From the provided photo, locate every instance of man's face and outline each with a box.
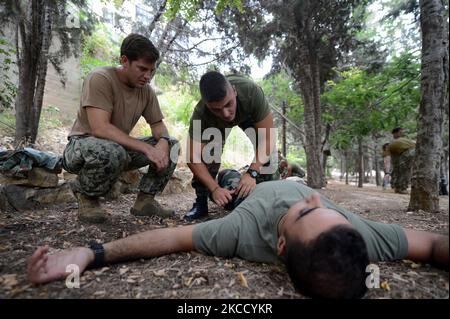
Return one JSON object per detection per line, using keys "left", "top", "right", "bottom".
{"left": 393, "top": 129, "right": 404, "bottom": 138}
{"left": 120, "top": 56, "right": 156, "bottom": 88}
{"left": 278, "top": 193, "right": 351, "bottom": 255}
{"left": 206, "top": 85, "right": 237, "bottom": 122}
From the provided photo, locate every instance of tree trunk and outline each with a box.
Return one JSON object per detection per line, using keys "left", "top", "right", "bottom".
{"left": 297, "top": 43, "right": 324, "bottom": 188}
{"left": 340, "top": 153, "right": 344, "bottom": 181}
{"left": 14, "top": 0, "right": 51, "bottom": 146}
{"left": 147, "top": 0, "right": 168, "bottom": 37}
{"left": 440, "top": 112, "right": 449, "bottom": 194}
{"left": 30, "top": 2, "right": 52, "bottom": 143}
{"left": 345, "top": 150, "right": 349, "bottom": 185}
{"left": 374, "top": 148, "right": 381, "bottom": 186}
{"left": 358, "top": 137, "right": 364, "bottom": 188}
{"left": 408, "top": 0, "right": 448, "bottom": 212}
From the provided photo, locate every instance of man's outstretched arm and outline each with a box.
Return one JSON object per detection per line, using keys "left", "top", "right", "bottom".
{"left": 27, "top": 225, "right": 195, "bottom": 284}
{"left": 404, "top": 229, "right": 449, "bottom": 270}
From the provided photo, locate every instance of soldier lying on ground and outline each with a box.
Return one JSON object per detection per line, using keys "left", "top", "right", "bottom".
{"left": 27, "top": 174, "right": 448, "bottom": 299}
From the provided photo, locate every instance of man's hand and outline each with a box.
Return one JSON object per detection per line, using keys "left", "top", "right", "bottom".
{"left": 144, "top": 143, "right": 169, "bottom": 171}
{"left": 211, "top": 187, "right": 234, "bottom": 206}
{"left": 236, "top": 173, "right": 257, "bottom": 199}
{"left": 27, "top": 246, "right": 93, "bottom": 284}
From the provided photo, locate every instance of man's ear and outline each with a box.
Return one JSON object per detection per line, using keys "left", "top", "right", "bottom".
{"left": 120, "top": 55, "right": 129, "bottom": 67}
{"left": 277, "top": 236, "right": 286, "bottom": 256}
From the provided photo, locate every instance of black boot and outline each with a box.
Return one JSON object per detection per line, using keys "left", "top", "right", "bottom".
{"left": 184, "top": 196, "right": 208, "bottom": 221}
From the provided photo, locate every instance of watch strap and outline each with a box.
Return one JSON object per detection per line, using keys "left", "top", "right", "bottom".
{"left": 88, "top": 240, "right": 106, "bottom": 269}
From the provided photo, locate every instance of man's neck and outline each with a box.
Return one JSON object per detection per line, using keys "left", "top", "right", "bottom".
{"left": 115, "top": 67, "right": 134, "bottom": 88}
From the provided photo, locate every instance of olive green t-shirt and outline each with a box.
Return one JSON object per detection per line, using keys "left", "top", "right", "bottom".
{"left": 188, "top": 74, "right": 270, "bottom": 143}
{"left": 192, "top": 181, "right": 408, "bottom": 264}
{"left": 388, "top": 138, "right": 416, "bottom": 156}
{"left": 69, "top": 66, "right": 164, "bottom": 137}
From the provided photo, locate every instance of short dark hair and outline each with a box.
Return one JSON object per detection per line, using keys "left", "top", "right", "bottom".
{"left": 392, "top": 127, "right": 403, "bottom": 134}
{"left": 120, "top": 34, "right": 159, "bottom": 63}
{"left": 285, "top": 225, "right": 369, "bottom": 299}
{"left": 382, "top": 143, "right": 389, "bottom": 151}
{"left": 199, "top": 71, "right": 230, "bottom": 102}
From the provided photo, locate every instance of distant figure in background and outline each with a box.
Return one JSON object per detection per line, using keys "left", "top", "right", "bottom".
{"left": 388, "top": 127, "right": 416, "bottom": 194}
{"left": 279, "top": 159, "right": 306, "bottom": 179}
{"left": 382, "top": 143, "right": 391, "bottom": 190}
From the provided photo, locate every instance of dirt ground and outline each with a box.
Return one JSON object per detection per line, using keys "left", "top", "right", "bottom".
{"left": 0, "top": 179, "right": 448, "bottom": 299}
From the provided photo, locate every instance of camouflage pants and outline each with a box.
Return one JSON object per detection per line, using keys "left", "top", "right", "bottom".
{"left": 391, "top": 148, "right": 415, "bottom": 192}
{"left": 62, "top": 136, "right": 179, "bottom": 197}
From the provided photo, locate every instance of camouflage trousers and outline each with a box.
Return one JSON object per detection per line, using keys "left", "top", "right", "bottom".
{"left": 391, "top": 148, "right": 415, "bottom": 192}
{"left": 62, "top": 135, "right": 179, "bottom": 197}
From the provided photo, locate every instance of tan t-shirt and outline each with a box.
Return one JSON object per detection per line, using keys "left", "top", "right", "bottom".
{"left": 388, "top": 138, "right": 415, "bottom": 156}
{"left": 69, "top": 66, "right": 164, "bottom": 137}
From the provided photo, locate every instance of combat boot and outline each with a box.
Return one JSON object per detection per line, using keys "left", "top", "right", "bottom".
{"left": 73, "top": 191, "right": 107, "bottom": 223}
{"left": 131, "top": 192, "right": 174, "bottom": 218}
{"left": 184, "top": 196, "right": 208, "bottom": 221}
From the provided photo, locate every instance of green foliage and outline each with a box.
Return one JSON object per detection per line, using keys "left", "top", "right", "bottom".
{"left": 322, "top": 52, "right": 420, "bottom": 151}
{"left": 165, "top": 0, "right": 243, "bottom": 20}
{"left": 40, "top": 105, "right": 63, "bottom": 129}
{"left": 0, "top": 111, "right": 16, "bottom": 135}
{"left": 155, "top": 67, "right": 199, "bottom": 127}
{"left": 0, "top": 38, "right": 17, "bottom": 111}
{"left": 80, "top": 24, "right": 120, "bottom": 79}
{"left": 259, "top": 71, "right": 303, "bottom": 122}
{"left": 286, "top": 146, "right": 307, "bottom": 168}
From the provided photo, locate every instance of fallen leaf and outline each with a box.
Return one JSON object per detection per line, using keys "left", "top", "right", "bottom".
{"left": 1, "top": 274, "right": 18, "bottom": 289}
{"left": 0, "top": 245, "right": 10, "bottom": 253}
{"left": 392, "top": 273, "right": 408, "bottom": 283}
{"left": 93, "top": 290, "right": 106, "bottom": 296}
{"left": 192, "top": 277, "right": 207, "bottom": 286}
{"left": 184, "top": 276, "right": 193, "bottom": 287}
{"left": 236, "top": 272, "right": 248, "bottom": 288}
{"left": 93, "top": 267, "right": 110, "bottom": 275}
{"left": 277, "top": 287, "right": 284, "bottom": 296}
{"left": 119, "top": 267, "right": 129, "bottom": 275}
{"left": 153, "top": 269, "right": 167, "bottom": 277}
{"left": 380, "top": 280, "right": 390, "bottom": 291}
{"left": 410, "top": 262, "right": 421, "bottom": 269}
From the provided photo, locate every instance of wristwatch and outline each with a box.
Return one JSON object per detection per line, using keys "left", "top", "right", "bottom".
{"left": 246, "top": 168, "right": 259, "bottom": 179}
{"left": 88, "top": 240, "right": 106, "bottom": 269}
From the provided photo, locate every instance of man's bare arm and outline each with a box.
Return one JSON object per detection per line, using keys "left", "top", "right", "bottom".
{"left": 104, "top": 225, "right": 194, "bottom": 264}
{"left": 251, "top": 112, "right": 276, "bottom": 172}
{"left": 404, "top": 228, "right": 449, "bottom": 269}
{"left": 186, "top": 137, "right": 233, "bottom": 206}
{"left": 186, "top": 138, "right": 217, "bottom": 191}
{"left": 27, "top": 225, "right": 195, "bottom": 284}
{"left": 235, "top": 112, "right": 275, "bottom": 198}
{"left": 149, "top": 120, "right": 170, "bottom": 140}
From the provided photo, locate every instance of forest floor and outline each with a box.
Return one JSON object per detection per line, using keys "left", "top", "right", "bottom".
{"left": 0, "top": 178, "right": 448, "bottom": 299}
